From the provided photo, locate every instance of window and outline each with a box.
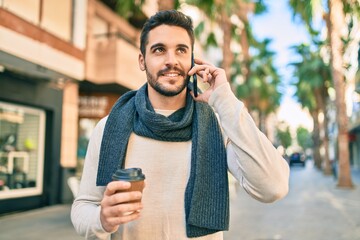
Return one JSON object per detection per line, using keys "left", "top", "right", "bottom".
{"left": 0, "top": 102, "right": 45, "bottom": 199}
{"left": 3, "top": 0, "right": 73, "bottom": 41}
{"left": 2, "top": 0, "right": 41, "bottom": 25}
{"left": 41, "top": 0, "right": 72, "bottom": 41}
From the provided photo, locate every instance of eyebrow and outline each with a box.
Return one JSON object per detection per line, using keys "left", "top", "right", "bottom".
{"left": 150, "top": 43, "right": 190, "bottom": 51}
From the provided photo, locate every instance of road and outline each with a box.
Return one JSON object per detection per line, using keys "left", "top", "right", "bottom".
{"left": 224, "top": 161, "right": 360, "bottom": 240}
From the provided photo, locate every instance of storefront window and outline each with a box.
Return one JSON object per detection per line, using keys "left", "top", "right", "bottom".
{"left": 76, "top": 93, "right": 119, "bottom": 177}
{"left": 76, "top": 118, "right": 98, "bottom": 176}
{"left": 0, "top": 102, "right": 45, "bottom": 199}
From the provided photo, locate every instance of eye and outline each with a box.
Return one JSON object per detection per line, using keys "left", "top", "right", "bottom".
{"left": 177, "top": 47, "right": 187, "bottom": 54}
{"left": 153, "top": 47, "right": 165, "bottom": 53}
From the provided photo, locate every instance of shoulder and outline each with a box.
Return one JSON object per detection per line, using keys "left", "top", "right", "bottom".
{"left": 90, "top": 116, "right": 108, "bottom": 140}
{"left": 97, "top": 116, "right": 108, "bottom": 130}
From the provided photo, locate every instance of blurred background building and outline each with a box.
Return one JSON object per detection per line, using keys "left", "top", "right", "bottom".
{"left": 0, "top": 0, "right": 86, "bottom": 213}
{"left": 0, "top": 0, "right": 146, "bottom": 214}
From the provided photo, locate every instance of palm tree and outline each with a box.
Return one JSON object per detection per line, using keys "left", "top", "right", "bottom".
{"left": 186, "top": 0, "right": 283, "bottom": 135}
{"left": 236, "top": 38, "right": 282, "bottom": 133}
{"left": 327, "top": 0, "right": 353, "bottom": 187}
{"left": 185, "top": 0, "right": 232, "bottom": 81}
{"left": 290, "top": 43, "right": 332, "bottom": 172}
{"left": 185, "top": 0, "right": 266, "bottom": 83}
{"left": 288, "top": 0, "right": 354, "bottom": 188}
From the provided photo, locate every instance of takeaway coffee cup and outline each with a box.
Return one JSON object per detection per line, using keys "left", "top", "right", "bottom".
{"left": 112, "top": 168, "right": 145, "bottom": 203}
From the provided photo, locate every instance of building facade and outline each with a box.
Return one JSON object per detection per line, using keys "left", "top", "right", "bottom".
{"left": 0, "top": 0, "right": 86, "bottom": 213}
{"left": 0, "top": 0, "right": 148, "bottom": 214}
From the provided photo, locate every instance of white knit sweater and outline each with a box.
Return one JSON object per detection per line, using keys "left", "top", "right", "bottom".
{"left": 71, "top": 82, "right": 290, "bottom": 240}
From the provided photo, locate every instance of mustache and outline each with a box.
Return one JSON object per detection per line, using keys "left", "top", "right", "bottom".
{"left": 157, "top": 67, "right": 186, "bottom": 77}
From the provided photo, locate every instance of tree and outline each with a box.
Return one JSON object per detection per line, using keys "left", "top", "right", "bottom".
{"left": 186, "top": 1, "right": 281, "bottom": 135}
{"left": 290, "top": 42, "right": 332, "bottom": 174}
{"left": 288, "top": 0, "right": 354, "bottom": 188}
{"left": 327, "top": 0, "right": 353, "bottom": 187}
{"left": 290, "top": 51, "right": 322, "bottom": 169}
{"left": 185, "top": 0, "right": 266, "bottom": 83}
{"left": 237, "top": 38, "right": 282, "bottom": 133}
{"left": 276, "top": 125, "right": 292, "bottom": 152}
{"left": 296, "top": 126, "right": 313, "bottom": 153}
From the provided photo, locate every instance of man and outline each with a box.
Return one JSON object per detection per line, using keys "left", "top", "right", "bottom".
{"left": 71, "top": 10, "right": 289, "bottom": 240}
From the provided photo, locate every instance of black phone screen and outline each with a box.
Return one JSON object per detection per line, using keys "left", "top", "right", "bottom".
{"left": 191, "top": 53, "right": 198, "bottom": 97}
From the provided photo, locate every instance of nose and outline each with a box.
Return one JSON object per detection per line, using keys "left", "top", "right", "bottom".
{"left": 164, "top": 52, "right": 178, "bottom": 67}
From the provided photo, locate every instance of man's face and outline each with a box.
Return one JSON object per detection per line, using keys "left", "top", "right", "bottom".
{"left": 138, "top": 25, "right": 192, "bottom": 97}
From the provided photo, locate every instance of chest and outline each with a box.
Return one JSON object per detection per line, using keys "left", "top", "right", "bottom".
{"left": 124, "top": 133, "right": 192, "bottom": 184}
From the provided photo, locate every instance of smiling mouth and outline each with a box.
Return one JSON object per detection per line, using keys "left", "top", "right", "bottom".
{"left": 162, "top": 72, "right": 181, "bottom": 77}
{"left": 158, "top": 67, "right": 185, "bottom": 78}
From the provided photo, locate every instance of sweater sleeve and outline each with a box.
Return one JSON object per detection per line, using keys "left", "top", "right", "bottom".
{"left": 208, "top": 83, "right": 290, "bottom": 203}
{"left": 71, "top": 117, "right": 112, "bottom": 240}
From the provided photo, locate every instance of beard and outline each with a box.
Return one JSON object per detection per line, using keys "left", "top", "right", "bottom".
{"left": 145, "top": 65, "right": 189, "bottom": 97}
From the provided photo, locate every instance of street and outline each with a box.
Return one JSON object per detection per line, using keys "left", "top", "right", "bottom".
{"left": 0, "top": 160, "right": 359, "bottom": 240}
{"left": 225, "top": 161, "right": 360, "bottom": 240}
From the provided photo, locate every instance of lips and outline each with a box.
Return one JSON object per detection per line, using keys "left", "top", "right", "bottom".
{"left": 158, "top": 67, "right": 185, "bottom": 77}
{"left": 162, "top": 72, "right": 181, "bottom": 77}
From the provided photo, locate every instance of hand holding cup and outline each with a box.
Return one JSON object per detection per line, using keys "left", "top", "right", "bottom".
{"left": 100, "top": 168, "right": 145, "bottom": 233}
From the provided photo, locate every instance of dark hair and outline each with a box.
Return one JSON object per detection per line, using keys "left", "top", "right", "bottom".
{"left": 140, "top": 10, "right": 195, "bottom": 56}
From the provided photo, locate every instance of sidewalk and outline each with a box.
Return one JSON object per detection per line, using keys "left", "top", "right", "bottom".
{"left": 0, "top": 204, "right": 82, "bottom": 240}
{"left": 224, "top": 162, "right": 360, "bottom": 240}
{"left": 0, "top": 164, "right": 359, "bottom": 240}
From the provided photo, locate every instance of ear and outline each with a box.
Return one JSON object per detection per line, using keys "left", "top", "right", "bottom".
{"left": 138, "top": 53, "right": 145, "bottom": 71}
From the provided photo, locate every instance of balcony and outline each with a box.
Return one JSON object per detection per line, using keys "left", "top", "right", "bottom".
{"left": 86, "top": 34, "right": 145, "bottom": 90}
{"left": 85, "top": 0, "right": 146, "bottom": 91}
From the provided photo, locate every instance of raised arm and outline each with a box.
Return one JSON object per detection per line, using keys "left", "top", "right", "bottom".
{"left": 188, "top": 59, "right": 289, "bottom": 203}
{"left": 210, "top": 83, "right": 289, "bottom": 203}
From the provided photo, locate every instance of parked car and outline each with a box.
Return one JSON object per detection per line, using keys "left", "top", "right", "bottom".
{"left": 289, "top": 152, "right": 306, "bottom": 167}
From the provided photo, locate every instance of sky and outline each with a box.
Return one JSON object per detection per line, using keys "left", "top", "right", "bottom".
{"left": 250, "top": 0, "right": 314, "bottom": 130}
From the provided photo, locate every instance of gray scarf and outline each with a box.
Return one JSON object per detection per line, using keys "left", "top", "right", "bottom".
{"left": 96, "top": 84, "right": 229, "bottom": 237}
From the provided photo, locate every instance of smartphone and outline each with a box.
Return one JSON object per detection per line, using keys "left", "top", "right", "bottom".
{"left": 191, "top": 53, "right": 198, "bottom": 97}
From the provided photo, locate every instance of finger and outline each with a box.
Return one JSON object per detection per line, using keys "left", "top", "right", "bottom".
{"left": 106, "top": 211, "right": 141, "bottom": 226}
{"left": 188, "top": 65, "right": 204, "bottom": 76}
{"left": 114, "top": 202, "right": 143, "bottom": 217}
{"left": 104, "top": 181, "right": 131, "bottom": 196}
{"left": 101, "top": 201, "right": 143, "bottom": 220}
{"left": 107, "top": 191, "right": 143, "bottom": 206}
{"left": 188, "top": 64, "right": 216, "bottom": 76}
{"left": 103, "top": 201, "right": 143, "bottom": 217}
{"left": 202, "top": 68, "right": 210, "bottom": 82}
{"left": 194, "top": 58, "right": 214, "bottom": 66}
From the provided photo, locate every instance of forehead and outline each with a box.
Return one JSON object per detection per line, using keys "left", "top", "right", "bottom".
{"left": 146, "top": 25, "right": 191, "bottom": 49}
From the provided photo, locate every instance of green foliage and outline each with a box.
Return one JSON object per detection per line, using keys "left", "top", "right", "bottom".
{"left": 206, "top": 32, "right": 218, "bottom": 48}
{"left": 236, "top": 38, "right": 282, "bottom": 114}
{"left": 114, "top": 0, "right": 146, "bottom": 19}
{"left": 288, "top": 0, "right": 315, "bottom": 29}
{"left": 188, "top": 0, "right": 282, "bottom": 119}
{"left": 194, "top": 21, "right": 205, "bottom": 39}
{"left": 343, "top": 0, "right": 360, "bottom": 17}
{"left": 253, "top": 0, "right": 267, "bottom": 14}
{"left": 296, "top": 126, "right": 313, "bottom": 150}
{"left": 289, "top": 42, "right": 331, "bottom": 112}
{"left": 276, "top": 125, "right": 292, "bottom": 150}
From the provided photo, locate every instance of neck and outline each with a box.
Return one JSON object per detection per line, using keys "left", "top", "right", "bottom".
{"left": 147, "top": 85, "right": 187, "bottom": 110}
